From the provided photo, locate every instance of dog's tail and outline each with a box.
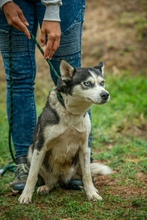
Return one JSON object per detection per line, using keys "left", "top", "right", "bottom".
{"left": 90, "top": 163, "right": 113, "bottom": 176}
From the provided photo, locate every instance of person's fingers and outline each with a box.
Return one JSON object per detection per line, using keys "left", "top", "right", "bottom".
{"left": 44, "top": 34, "right": 54, "bottom": 59}
{"left": 44, "top": 31, "right": 61, "bottom": 59}
{"left": 44, "top": 37, "right": 60, "bottom": 59}
{"left": 18, "top": 11, "right": 29, "bottom": 27}
{"left": 40, "top": 21, "right": 61, "bottom": 59}
{"left": 40, "top": 29, "right": 47, "bottom": 47}
{"left": 20, "top": 24, "right": 30, "bottom": 39}
{"left": 10, "top": 17, "right": 30, "bottom": 39}
{"left": 18, "top": 12, "right": 30, "bottom": 38}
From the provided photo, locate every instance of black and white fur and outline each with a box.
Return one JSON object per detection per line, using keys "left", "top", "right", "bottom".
{"left": 19, "top": 60, "right": 112, "bottom": 204}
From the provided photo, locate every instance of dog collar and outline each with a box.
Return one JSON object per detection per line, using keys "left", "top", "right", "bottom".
{"left": 56, "top": 92, "right": 66, "bottom": 108}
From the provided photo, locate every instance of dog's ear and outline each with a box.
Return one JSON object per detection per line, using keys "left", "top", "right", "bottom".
{"left": 94, "top": 62, "right": 104, "bottom": 77}
{"left": 56, "top": 78, "right": 67, "bottom": 93}
{"left": 60, "top": 59, "right": 75, "bottom": 80}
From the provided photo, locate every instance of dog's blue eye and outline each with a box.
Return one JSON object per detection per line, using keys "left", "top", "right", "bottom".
{"left": 100, "top": 81, "right": 105, "bottom": 86}
{"left": 84, "top": 81, "right": 91, "bottom": 87}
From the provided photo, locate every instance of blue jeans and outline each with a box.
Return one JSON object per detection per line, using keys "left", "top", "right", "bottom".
{"left": 0, "top": 0, "right": 92, "bottom": 159}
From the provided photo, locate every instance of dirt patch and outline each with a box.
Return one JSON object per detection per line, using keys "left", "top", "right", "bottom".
{"left": 82, "top": 0, "right": 147, "bottom": 74}
{"left": 122, "top": 124, "right": 147, "bottom": 139}
{"left": 94, "top": 172, "right": 147, "bottom": 200}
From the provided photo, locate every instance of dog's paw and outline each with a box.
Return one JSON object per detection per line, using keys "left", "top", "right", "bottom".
{"left": 37, "top": 185, "right": 50, "bottom": 194}
{"left": 87, "top": 192, "right": 102, "bottom": 201}
{"left": 85, "top": 186, "right": 102, "bottom": 201}
{"left": 18, "top": 193, "right": 32, "bottom": 204}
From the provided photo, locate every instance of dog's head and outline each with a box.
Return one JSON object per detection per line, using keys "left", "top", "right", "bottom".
{"left": 56, "top": 60, "right": 110, "bottom": 113}
{"left": 57, "top": 59, "right": 110, "bottom": 103}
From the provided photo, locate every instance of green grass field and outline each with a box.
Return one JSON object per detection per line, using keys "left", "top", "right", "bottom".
{"left": 0, "top": 71, "right": 147, "bottom": 220}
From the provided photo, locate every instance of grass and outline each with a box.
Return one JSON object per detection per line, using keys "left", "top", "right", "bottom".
{"left": 0, "top": 71, "right": 147, "bottom": 220}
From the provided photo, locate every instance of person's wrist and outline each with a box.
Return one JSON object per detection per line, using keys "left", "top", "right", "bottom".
{"left": 43, "top": 4, "right": 61, "bottom": 22}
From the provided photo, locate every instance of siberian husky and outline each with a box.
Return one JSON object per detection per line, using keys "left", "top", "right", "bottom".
{"left": 19, "top": 60, "right": 112, "bottom": 204}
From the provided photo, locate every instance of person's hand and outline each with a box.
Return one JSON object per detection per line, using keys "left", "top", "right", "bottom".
{"left": 40, "top": 20, "right": 61, "bottom": 59}
{"left": 2, "top": 2, "right": 30, "bottom": 39}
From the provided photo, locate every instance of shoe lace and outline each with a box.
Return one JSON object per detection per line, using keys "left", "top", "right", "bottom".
{"left": 16, "top": 164, "right": 29, "bottom": 176}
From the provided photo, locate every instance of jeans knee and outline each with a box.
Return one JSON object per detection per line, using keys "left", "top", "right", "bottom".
{"left": 2, "top": 54, "right": 36, "bottom": 90}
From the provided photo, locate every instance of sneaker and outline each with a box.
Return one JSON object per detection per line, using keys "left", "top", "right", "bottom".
{"left": 11, "top": 156, "right": 29, "bottom": 194}
{"left": 61, "top": 179, "right": 84, "bottom": 190}
{"left": 60, "top": 179, "right": 84, "bottom": 190}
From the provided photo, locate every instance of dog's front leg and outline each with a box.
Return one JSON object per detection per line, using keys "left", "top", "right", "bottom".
{"left": 79, "top": 146, "right": 102, "bottom": 201}
{"left": 19, "top": 148, "right": 46, "bottom": 204}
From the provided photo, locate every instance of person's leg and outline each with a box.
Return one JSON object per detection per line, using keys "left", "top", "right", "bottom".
{"left": 0, "top": 0, "right": 41, "bottom": 191}
{"left": 49, "top": 0, "right": 86, "bottom": 84}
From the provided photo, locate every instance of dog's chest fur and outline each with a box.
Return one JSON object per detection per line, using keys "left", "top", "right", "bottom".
{"left": 35, "top": 90, "right": 91, "bottom": 175}
{"left": 44, "top": 126, "right": 85, "bottom": 173}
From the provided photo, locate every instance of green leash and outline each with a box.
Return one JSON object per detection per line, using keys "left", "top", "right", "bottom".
{"left": 8, "top": 26, "right": 15, "bottom": 163}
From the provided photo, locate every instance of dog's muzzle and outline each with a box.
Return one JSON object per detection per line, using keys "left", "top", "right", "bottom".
{"left": 100, "top": 91, "right": 110, "bottom": 103}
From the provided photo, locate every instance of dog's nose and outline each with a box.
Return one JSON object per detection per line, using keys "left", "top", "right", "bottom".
{"left": 100, "top": 91, "right": 109, "bottom": 100}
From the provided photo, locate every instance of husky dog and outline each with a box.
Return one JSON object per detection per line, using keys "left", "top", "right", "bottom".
{"left": 19, "top": 60, "right": 112, "bottom": 204}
